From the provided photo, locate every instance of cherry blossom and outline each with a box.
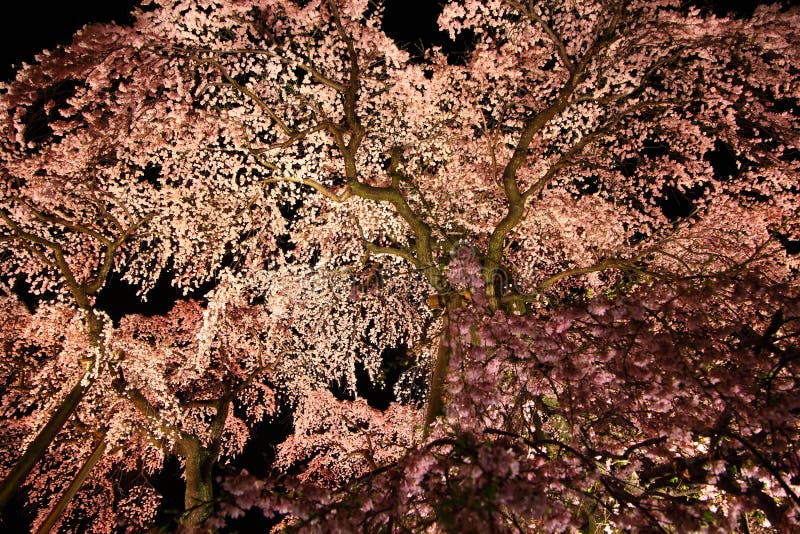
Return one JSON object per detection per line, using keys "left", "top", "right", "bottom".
{"left": 1, "top": 0, "right": 798, "bottom": 531}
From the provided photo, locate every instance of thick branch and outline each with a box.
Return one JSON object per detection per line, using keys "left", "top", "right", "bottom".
{"left": 111, "top": 366, "right": 188, "bottom": 447}
{"left": 14, "top": 198, "right": 111, "bottom": 245}
{"left": 365, "top": 242, "right": 419, "bottom": 267}
{"left": 35, "top": 433, "right": 107, "bottom": 534}
{"left": 0, "top": 375, "right": 92, "bottom": 514}
{"left": 349, "top": 182, "right": 440, "bottom": 289}
{"left": 423, "top": 313, "right": 453, "bottom": 435}
{"left": 486, "top": 2, "right": 626, "bottom": 283}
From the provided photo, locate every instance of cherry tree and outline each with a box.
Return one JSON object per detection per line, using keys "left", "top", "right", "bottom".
{"left": 1, "top": 0, "right": 799, "bottom": 531}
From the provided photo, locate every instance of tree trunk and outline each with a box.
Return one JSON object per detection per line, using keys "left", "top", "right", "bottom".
{"left": 0, "top": 375, "right": 91, "bottom": 514}
{"left": 36, "top": 433, "right": 106, "bottom": 534}
{"left": 181, "top": 440, "right": 215, "bottom": 532}
{"left": 424, "top": 309, "right": 454, "bottom": 436}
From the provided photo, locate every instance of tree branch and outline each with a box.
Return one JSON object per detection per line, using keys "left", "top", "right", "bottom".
{"left": 197, "top": 56, "right": 293, "bottom": 136}
{"left": 198, "top": 47, "right": 347, "bottom": 94}
{"left": 503, "top": 0, "right": 575, "bottom": 73}
{"left": 364, "top": 242, "right": 420, "bottom": 267}
{"left": 260, "top": 174, "right": 352, "bottom": 203}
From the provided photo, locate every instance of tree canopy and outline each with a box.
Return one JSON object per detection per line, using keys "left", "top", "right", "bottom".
{"left": 0, "top": 0, "right": 799, "bottom": 532}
